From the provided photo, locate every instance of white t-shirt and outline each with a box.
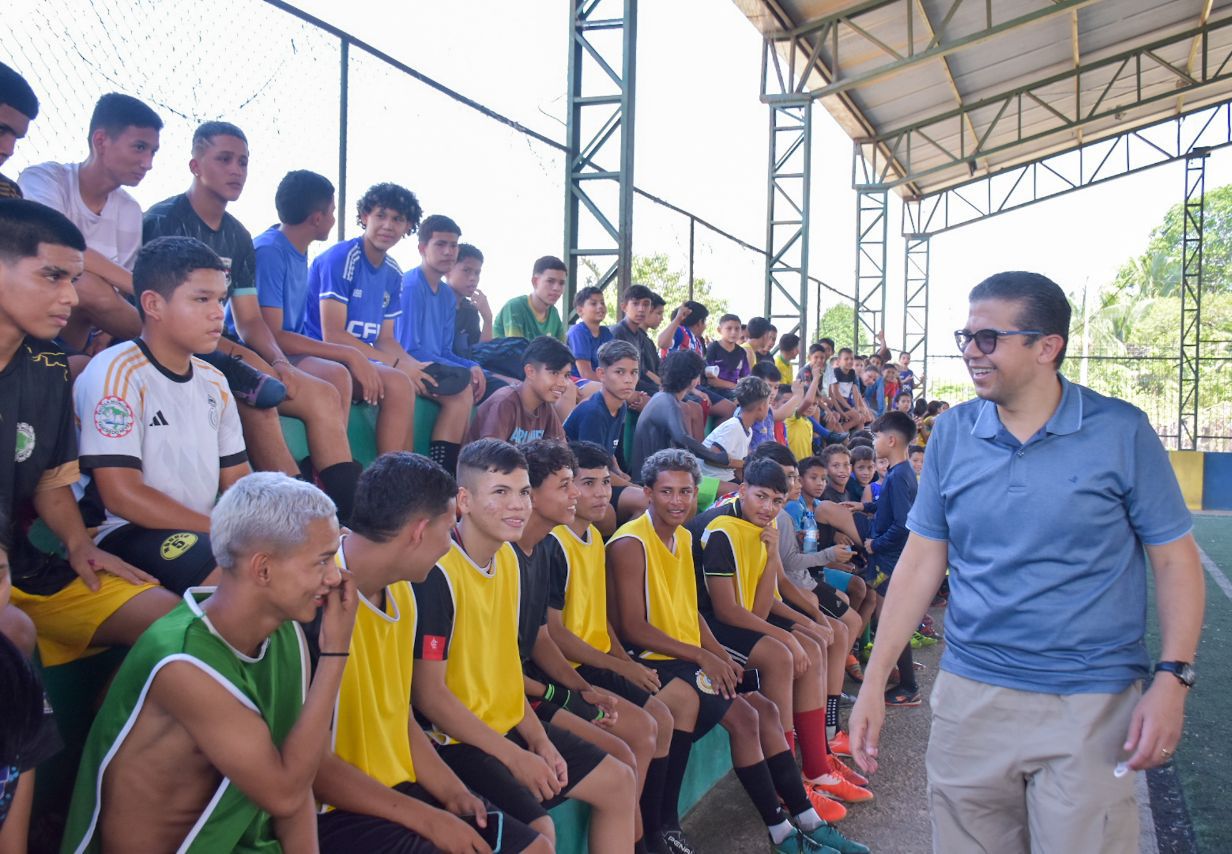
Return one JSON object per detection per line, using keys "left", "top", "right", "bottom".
{"left": 74, "top": 339, "right": 247, "bottom": 540}
{"left": 699, "top": 416, "right": 751, "bottom": 482}
{"left": 18, "top": 161, "right": 144, "bottom": 270}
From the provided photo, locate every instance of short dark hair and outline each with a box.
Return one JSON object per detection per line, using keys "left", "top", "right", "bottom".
{"left": 533, "top": 255, "right": 567, "bottom": 276}
{"left": 820, "top": 445, "right": 851, "bottom": 464}
{"left": 908, "top": 444, "right": 925, "bottom": 457}
{"left": 837, "top": 347, "right": 853, "bottom": 357}
{"left": 649, "top": 292, "right": 666, "bottom": 309}
{"left": 192, "top": 121, "right": 246, "bottom": 156}
{"left": 418, "top": 214, "right": 461, "bottom": 245}
{"left": 0, "top": 199, "right": 85, "bottom": 264}
{"left": 818, "top": 337, "right": 835, "bottom": 349}
{"left": 349, "top": 452, "right": 457, "bottom": 543}
{"left": 850, "top": 429, "right": 875, "bottom": 442}
{"left": 743, "top": 457, "right": 789, "bottom": 494}
{"left": 807, "top": 342, "right": 827, "bottom": 356}
{"left": 747, "top": 317, "right": 771, "bottom": 339}
{"left": 895, "top": 390, "right": 913, "bottom": 403}
{"left": 718, "top": 313, "right": 741, "bottom": 326}
{"left": 848, "top": 437, "right": 874, "bottom": 450}
{"left": 798, "top": 454, "right": 827, "bottom": 475}
{"left": 968, "top": 271, "right": 1071, "bottom": 367}
{"left": 623, "top": 284, "right": 654, "bottom": 304}
{"left": 926, "top": 400, "right": 946, "bottom": 416}
{"left": 779, "top": 333, "right": 800, "bottom": 352}
{"left": 0, "top": 62, "right": 38, "bottom": 120}
{"left": 274, "top": 170, "right": 334, "bottom": 225}
{"left": 88, "top": 93, "right": 162, "bottom": 143}
{"left": 457, "top": 243, "right": 484, "bottom": 264}
{"left": 751, "top": 361, "right": 781, "bottom": 383}
{"left": 458, "top": 439, "right": 527, "bottom": 484}
{"left": 574, "top": 285, "right": 604, "bottom": 310}
{"left": 356, "top": 183, "right": 422, "bottom": 234}
{"left": 522, "top": 335, "right": 574, "bottom": 371}
{"left": 596, "top": 339, "right": 639, "bottom": 369}
{"left": 641, "top": 448, "right": 700, "bottom": 488}
{"left": 733, "top": 375, "right": 772, "bottom": 409}
{"left": 850, "top": 445, "right": 875, "bottom": 464}
{"left": 675, "top": 301, "right": 709, "bottom": 327}
{"left": 524, "top": 440, "right": 577, "bottom": 489}
{"left": 913, "top": 398, "right": 929, "bottom": 418}
{"left": 569, "top": 440, "right": 612, "bottom": 472}
{"left": 133, "top": 237, "right": 227, "bottom": 319}
{"left": 871, "top": 410, "right": 918, "bottom": 444}
{"left": 660, "top": 350, "right": 705, "bottom": 394}
{"left": 749, "top": 441, "right": 797, "bottom": 469}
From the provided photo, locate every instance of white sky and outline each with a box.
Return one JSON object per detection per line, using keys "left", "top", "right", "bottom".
{"left": 6, "top": 0, "right": 1229, "bottom": 373}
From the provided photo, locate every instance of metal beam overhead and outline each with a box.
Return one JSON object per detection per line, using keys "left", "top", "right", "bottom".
{"left": 902, "top": 99, "right": 1232, "bottom": 236}
{"left": 564, "top": 0, "right": 637, "bottom": 306}
{"left": 1179, "top": 149, "right": 1208, "bottom": 451}
{"left": 858, "top": 16, "right": 1232, "bottom": 191}
{"left": 765, "top": 100, "right": 813, "bottom": 347}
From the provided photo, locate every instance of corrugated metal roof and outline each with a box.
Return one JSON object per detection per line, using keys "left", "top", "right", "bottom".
{"left": 735, "top": 0, "right": 1232, "bottom": 197}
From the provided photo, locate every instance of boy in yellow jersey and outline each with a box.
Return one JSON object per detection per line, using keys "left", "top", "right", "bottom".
{"left": 411, "top": 439, "right": 636, "bottom": 852}
{"left": 309, "top": 452, "right": 546, "bottom": 853}
{"left": 608, "top": 449, "right": 863, "bottom": 854}
{"left": 685, "top": 459, "right": 874, "bottom": 832}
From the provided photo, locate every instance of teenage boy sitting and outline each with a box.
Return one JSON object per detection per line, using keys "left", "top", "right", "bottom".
{"left": 396, "top": 213, "right": 487, "bottom": 403}
{"left": 0, "top": 63, "right": 39, "bottom": 200}
{"left": 74, "top": 237, "right": 250, "bottom": 591}
{"left": 19, "top": 93, "right": 159, "bottom": 349}
{"left": 610, "top": 284, "right": 660, "bottom": 400}
{"left": 828, "top": 349, "right": 869, "bottom": 431}
{"left": 774, "top": 333, "right": 801, "bottom": 385}
{"left": 656, "top": 300, "right": 706, "bottom": 356}
{"left": 62, "top": 473, "right": 358, "bottom": 853}
{"left": 467, "top": 336, "right": 573, "bottom": 446}
{"left": 1, "top": 200, "right": 177, "bottom": 672}
{"left": 567, "top": 285, "right": 613, "bottom": 383}
{"left": 705, "top": 313, "right": 750, "bottom": 401}
{"left": 608, "top": 449, "right": 857, "bottom": 854}
{"left": 446, "top": 243, "right": 492, "bottom": 360}
{"left": 411, "top": 439, "right": 636, "bottom": 852}
{"left": 863, "top": 411, "right": 920, "bottom": 707}
{"left": 493, "top": 255, "right": 567, "bottom": 341}
{"left": 743, "top": 317, "right": 775, "bottom": 367}
{"left": 698, "top": 375, "right": 772, "bottom": 485}
{"left": 686, "top": 460, "right": 873, "bottom": 821}
{"left": 305, "top": 183, "right": 436, "bottom": 461}
{"left": 628, "top": 351, "right": 729, "bottom": 485}
{"left": 563, "top": 339, "right": 649, "bottom": 530}
{"left": 310, "top": 452, "right": 545, "bottom": 853}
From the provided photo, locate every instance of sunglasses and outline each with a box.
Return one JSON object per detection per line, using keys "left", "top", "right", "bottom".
{"left": 954, "top": 328, "right": 1043, "bottom": 355}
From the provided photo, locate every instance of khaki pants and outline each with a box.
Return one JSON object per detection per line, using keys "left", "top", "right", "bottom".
{"left": 926, "top": 671, "right": 1141, "bottom": 854}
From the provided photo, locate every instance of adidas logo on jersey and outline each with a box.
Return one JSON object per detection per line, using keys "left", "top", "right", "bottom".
{"left": 149, "top": 410, "right": 170, "bottom": 427}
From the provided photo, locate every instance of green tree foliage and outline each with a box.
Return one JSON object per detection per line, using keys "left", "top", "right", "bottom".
{"left": 580, "top": 253, "right": 729, "bottom": 333}
{"left": 815, "top": 303, "right": 872, "bottom": 351}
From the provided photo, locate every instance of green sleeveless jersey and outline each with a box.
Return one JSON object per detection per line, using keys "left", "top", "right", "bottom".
{"left": 62, "top": 590, "right": 309, "bottom": 854}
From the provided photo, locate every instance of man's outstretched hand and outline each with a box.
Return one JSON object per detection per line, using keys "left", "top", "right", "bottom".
{"left": 848, "top": 683, "right": 886, "bottom": 775}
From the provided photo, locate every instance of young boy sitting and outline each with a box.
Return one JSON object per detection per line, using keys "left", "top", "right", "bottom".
{"left": 698, "top": 376, "right": 773, "bottom": 485}
{"left": 609, "top": 284, "right": 660, "bottom": 401}
{"left": 562, "top": 339, "right": 648, "bottom": 530}
{"left": 410, "top": 439, "right": 636, "bottom": 851}
{"left": 849, "top": 445, "right": 879, "bottom": 504}
{"left": 62, "top": 473, "right": 358, "bottom": 852}
{"left": 446, "top": 243, "right": 492, "bottom": 360}
{"left": 467, "top": 336, "right": 574, "bottom": 446}
{"left": 705, "top": 313, "right": 750, "bottom": 401}
{"left": 773, "top": 333, "right": 800, "bottom": 385}
{"left": 567, "top": 285, "right": 613, "bottom": 384}
{"left": 74, "top": 237, "right": 250, "bottom": 591}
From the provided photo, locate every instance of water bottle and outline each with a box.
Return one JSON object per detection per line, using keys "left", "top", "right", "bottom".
{"left": 800, "top": 505, "right": 819, "bottom": 554}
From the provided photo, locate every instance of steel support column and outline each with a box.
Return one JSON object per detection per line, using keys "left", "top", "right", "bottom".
{"left": 1179, "top": 149, "right": 1209, "bottom": 450}
{"left": 765, "top": 100, "right": 812, "bottom": 346}
{"left": 854, "top": 147, "right": 887, "bottom": 349}
{"left": 564, "top": 0, "right": 637, "bottom": 307}
{"left": 903, "top": 234, "right": 929, "bottom": 395}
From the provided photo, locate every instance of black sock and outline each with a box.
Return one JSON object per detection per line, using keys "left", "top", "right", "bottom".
{"left": 661, "top": 730, "right": 693, "bottom": 828}
{"left": 634, "top": 840, "right": 650, "bottom": 854}
{"left": 316, "top": 461, "right": 362, "bottom": 524}
{"left": 825, "top": 695, "right": 840, "bottom": 730}
{"left": 765, "top": 750, "right": 812, "bottom": 817}
{"left": 428, "top": 440, "right": 461, "bottom": 473}
{"left": 892, "top": 644, "right": 917, "bottom": 693}
{"left": 641, "top": 755, "right": 669, "bottom": 839}
{"left": 733, "top": 760, "right": 789, "bottom": 827}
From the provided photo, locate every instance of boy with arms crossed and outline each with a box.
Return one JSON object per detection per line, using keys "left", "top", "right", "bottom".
{"left": 62, "top": 473, "right": 358, "bottom": 853}
{"left": 411, "top": 439, "right": 636, "bottom": 852}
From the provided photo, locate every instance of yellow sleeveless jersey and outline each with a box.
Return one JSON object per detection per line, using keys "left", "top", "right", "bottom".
{"left": 550, "top": 523, "right": 611, "bottom": 663}
{"left": 330, "top": 546, "right": 418, "bottom": 790}
{"left": 609, "top": 512, "right": 701, "bottom": 660}
{"left": 435, "top": 541, "right": 525, "bottom": 737}
{"left": 701, "top": 513, "right": 780, "bottom": 613}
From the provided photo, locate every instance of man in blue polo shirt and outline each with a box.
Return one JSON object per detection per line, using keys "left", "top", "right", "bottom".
{"left": 848, "top": 271, "right": 1204, "bottom": 854}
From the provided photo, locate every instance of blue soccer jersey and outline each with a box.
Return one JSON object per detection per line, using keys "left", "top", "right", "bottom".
{"left": 254, "top": 226, "right": 310, "bottom": 333}
{"left": 304, "top": 236, "right": 403, "bottom": 346}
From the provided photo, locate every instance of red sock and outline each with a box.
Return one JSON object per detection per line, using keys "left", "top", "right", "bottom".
{"left": 795, "top": 708, "right": 829, "bottom": 779}
{"left": 785, "top": 729, "right": 796, "bottom": 755}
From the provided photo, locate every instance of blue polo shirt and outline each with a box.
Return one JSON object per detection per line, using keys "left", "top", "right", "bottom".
{"left": 253, "top": 226, "right": 309, "bottom": 332}
{"left": 396, "top": 266, "right": 476, "bottom": 369}
{"left": 563, "top": 392, "right": 626, "bottom": 462}
{"left": 908, "top": 375, "right": 1192, "bottom": 695}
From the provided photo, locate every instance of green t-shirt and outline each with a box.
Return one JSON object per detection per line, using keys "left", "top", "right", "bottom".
{"left": 492, "top": 295, "right": 564, "bottom": 341}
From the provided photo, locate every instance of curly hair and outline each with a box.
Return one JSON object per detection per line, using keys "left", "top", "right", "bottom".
{"left": 355, "top": 182, "right": 422, "bottom": 235}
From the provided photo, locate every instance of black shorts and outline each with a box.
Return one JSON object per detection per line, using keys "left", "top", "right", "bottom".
{"left": 704, "top": 613, "right": 796, "bottom": 665}
{"left": 576, "top": 663, "right": 653, "bottom": 708}
{"left": 317, "top": 780, "right": 540, "bottom": 853}
{"left": 810, "top": 582, "right": 850, "bottom": 619}
{"left": 642, "top": 657, "right": 733, "bottom": 740}
{"left": 98, "top": 525, "right": 215, "bottom": 594}
{"left": 437, "top": 722, "right": 606, "bottom": 825}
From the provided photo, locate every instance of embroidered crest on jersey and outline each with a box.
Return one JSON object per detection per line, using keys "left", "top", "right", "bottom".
{"left": 695, "top": 669, "right": 718, "bottom": 695}
{"left": 206, "top": 394, "right": 219, "bottom": 429}
{"left": 382, "top": 291, "right": 391, "bottom": 308}
{"left": 422, "top": 635, "right": 446, "bottom": 661}
{"left": 94, "top": 395, "right": 135, "bottom": 438}
{"left": 160, "top": 532, "right": 199, "bottom": 560}
{"left": 14, "top": 423, "right": 34, "bottom": 462}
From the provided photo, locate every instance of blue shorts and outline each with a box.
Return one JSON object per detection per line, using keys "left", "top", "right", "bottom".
{"left": 823, "top": 568, "right": 854, "bottom": 592}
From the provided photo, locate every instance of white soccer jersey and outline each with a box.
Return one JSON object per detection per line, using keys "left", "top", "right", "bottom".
{"left": 74, "top": 339, "right": 247, "bottom": 540}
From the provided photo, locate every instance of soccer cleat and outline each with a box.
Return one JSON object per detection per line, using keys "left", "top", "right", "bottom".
{"left": 844, "top": 654, "right": 863, "bottom": 682}
{"left": 776, "top": 828, "right": 839, "bottom": 854}
{"left": 801, "top": 822, "right": 871, "bottom": 854}
{"left": 828, "top": 754, "right": 868, "bottom": 787}
{"left": 804, "top": 784, "right": 848, "bottom": 822}
{"left": 828, "top": 730, "right": 852, "bottom": 757}
{"left": 911, "top": 631, "right": 938, "bottom": 649}
{"left": 805, "top": 773, "right": 875, "bottom": 804}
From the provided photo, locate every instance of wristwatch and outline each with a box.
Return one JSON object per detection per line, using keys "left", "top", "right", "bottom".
{"left": 1154, "top": 661, "right": 1196, "bottom": 688}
